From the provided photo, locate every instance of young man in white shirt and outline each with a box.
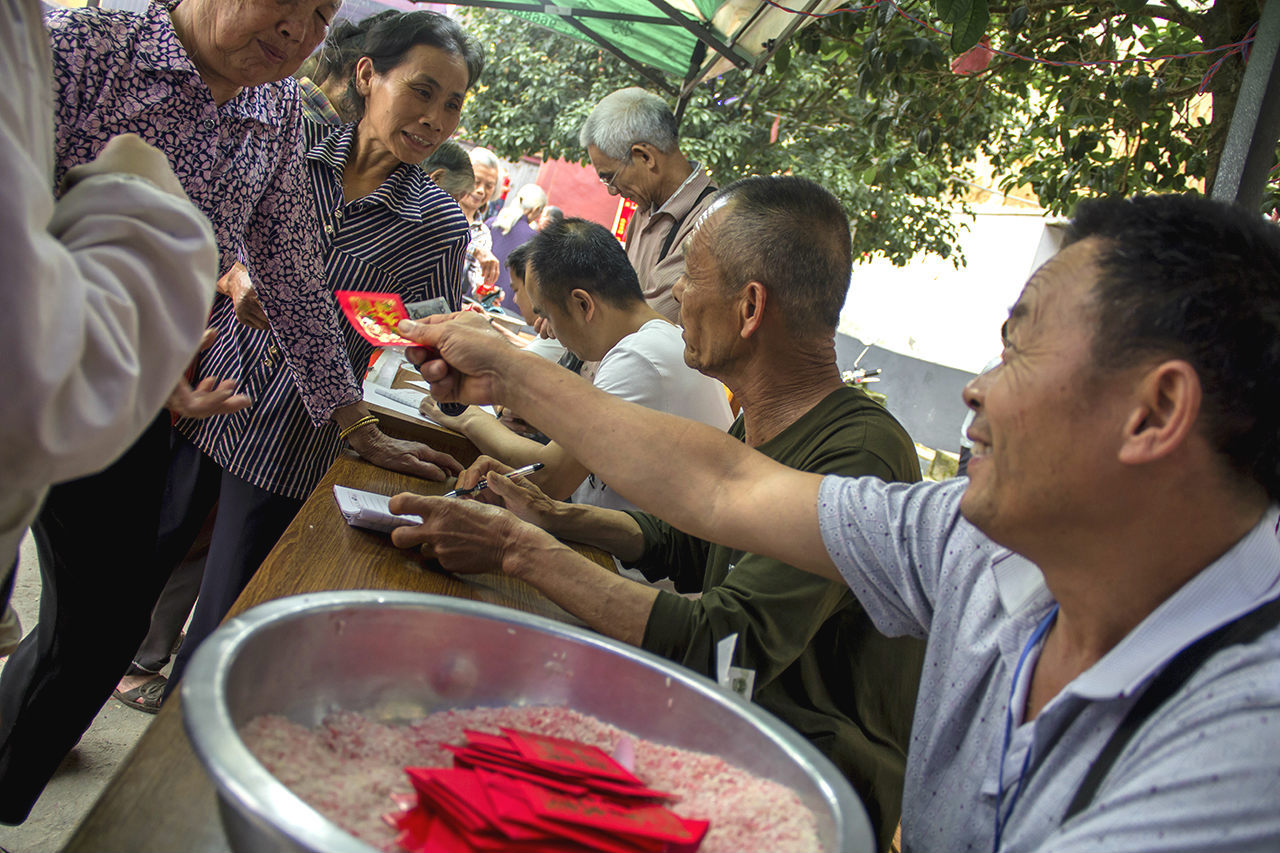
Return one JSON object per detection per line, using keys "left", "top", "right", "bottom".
{"left": 418, "top": 218, "right": 732, "bottom": 510}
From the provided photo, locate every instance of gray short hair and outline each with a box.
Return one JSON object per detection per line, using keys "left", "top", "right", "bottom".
{"left": 578, "top": 87, "right": 678, "bottom": 160}
{"left": 468, "top": 146, "right": 502, "bottom": 174}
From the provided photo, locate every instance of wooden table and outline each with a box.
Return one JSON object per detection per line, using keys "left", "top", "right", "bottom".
{"left": 62, "top": 439, "right": 612, "bottom": 852}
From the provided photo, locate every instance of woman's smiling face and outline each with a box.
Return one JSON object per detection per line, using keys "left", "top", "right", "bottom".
{"left": 354, "top": 44, "right": 469, "bottom": 164}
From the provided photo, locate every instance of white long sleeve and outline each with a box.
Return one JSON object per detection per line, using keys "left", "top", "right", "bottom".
{"left": 0, "top": 0, "right": 218, "bottom": 569}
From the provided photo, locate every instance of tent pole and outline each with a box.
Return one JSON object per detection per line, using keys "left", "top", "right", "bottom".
{"left": 1210, "top": 1, "right": 1280, "bottom": 209}
{"left": 558, "top": 16, "right": 679, "bottom": 96}
{"left": 642, "top": 0, "right": 753, "bottom": 70}
{"left": 673, "top": 41, "right": 707, "bottom": 128}
{"left": 431, "top": 0, "right": 674, "bottom": 25}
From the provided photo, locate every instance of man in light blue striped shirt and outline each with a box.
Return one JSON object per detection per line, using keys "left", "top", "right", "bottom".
{"left": 399, "top": 192, "right": 1280, "bottom": 852}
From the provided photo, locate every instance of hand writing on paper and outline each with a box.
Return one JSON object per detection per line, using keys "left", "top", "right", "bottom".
{"left": 454, "top": 456, "right": 560, "bottom": 529}
{"left": 388, "top": 492, "right": 554, "bottom": 575}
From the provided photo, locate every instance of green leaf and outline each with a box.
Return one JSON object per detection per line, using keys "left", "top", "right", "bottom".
{"left": 916, "top": 127, "right": 933, "bottom": 152}
{"left": 774, "top": 43, "right": 791, "bottom": 76}
{"left": 1007, "top": 5, "right": 1029, "bottom": 34}
{"left": 939, "top": 0, "right": 990, "bottom": 53}
{"left": 935, "top": 0, "right": 961, "bottom": 23}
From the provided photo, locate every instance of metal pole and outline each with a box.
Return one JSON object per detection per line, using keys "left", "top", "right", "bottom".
{"left": 433, "top": 0, "right": 674, "bottom": 26}
{"left": 1210, "top": 1, "right": 1280, "bottom": 209}
{"left": 642, "top": 0, "right": 753, "bottom": 71}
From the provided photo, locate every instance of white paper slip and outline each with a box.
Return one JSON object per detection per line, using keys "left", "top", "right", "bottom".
{"left": 373, "top": 385, "right": 427, "bottom": 410}
{"left": 333, "top": 485, "right": 422, "bottom": 534}
{"left": 362, "top": 379, "right": 429, "bottom": 421}
{"left": 362, "top": 379, "right": 497, "bottom": 424}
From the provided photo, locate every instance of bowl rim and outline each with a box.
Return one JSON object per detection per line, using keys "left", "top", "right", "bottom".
{"left": 181, "top": 590, "right": 873, "bottom": 853}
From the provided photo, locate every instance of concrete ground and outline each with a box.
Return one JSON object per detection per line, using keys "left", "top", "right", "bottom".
{"left": 0, "top": 533, "right": 157, "bottom": 853}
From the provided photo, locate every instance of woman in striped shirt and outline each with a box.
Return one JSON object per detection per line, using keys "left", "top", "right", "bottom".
{"left": 150, "top": 11, "right": 487, "bottom": 696}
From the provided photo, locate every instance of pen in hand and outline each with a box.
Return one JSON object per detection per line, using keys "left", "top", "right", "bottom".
{"left": 442, "top": 462, "right": 545, "bottom": 499}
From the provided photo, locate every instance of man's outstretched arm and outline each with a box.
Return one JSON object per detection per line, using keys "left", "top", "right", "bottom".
{"left": 398, "top": 314, "right": 840, "bottom": 581}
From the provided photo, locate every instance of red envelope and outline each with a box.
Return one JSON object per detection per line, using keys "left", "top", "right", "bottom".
{"left": 501, "top": 728, "right": 643, "bottom": 784}
{"left": 394, "top": 729, "right": 704, "bottom": 852}
{"left": 406, "top": 768, "right": 494, "bottom": 834}
{"left": 470, "top": 771, "right": 551, "bottom": 843}
{"left": 334, "top": 290, "right": 417, "bottom": 347}
{"left": 570, "top": 775, "right": 677, "bottom": 802}
{"left": 520, "top": 784, "right": 701, "bottom": 845}
{"left": 449, "top": 743, "right": 674, "bottom": 801}
{"left": 422, "top": 811, "right": 480, "bottom": 853}
{"left": 444, "top": 744, "right": 591, "bottom": 795}
{"left": 477, "top": 769, "right": 673, "bottom": 853}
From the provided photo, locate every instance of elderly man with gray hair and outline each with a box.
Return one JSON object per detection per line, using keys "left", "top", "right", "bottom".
{"left": 580, "top": 87, "right": 717, "bottom": 323}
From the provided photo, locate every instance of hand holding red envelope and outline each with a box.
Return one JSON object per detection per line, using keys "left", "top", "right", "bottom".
{"left": 335, "top": 290, "right": 419, "bottom": 347}
{"left": 384, "top": 728, "right": 708, "bottom": 853}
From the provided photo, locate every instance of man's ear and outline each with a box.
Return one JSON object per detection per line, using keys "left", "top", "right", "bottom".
{"left": 739, "top": 281, "right": 767, "bottom": 339}
{"left": 632, "top": 142, "right": 661, "bottom": 172}
{"left": 1118, "top": 359, "right": 1201, "bottom": 465}
{"left": 569, "top": 288, "right": 595, "bottom": 323}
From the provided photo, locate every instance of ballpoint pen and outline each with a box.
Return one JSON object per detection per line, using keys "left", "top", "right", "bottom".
{"left": 442, "top": 462, "right": 545, "bottom": 499}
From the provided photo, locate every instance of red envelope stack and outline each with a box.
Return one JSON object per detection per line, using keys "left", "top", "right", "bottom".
{"left": 383, "top": 728, "right": 709, "bottom": 853}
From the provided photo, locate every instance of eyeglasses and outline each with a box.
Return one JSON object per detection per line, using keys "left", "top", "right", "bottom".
{"left": 598, "top": 156, "right": 632, "bottom": 192}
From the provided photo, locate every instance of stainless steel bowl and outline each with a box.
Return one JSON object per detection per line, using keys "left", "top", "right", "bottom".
{"left": 182, "top": 591, "right": 874, "bottom": 853}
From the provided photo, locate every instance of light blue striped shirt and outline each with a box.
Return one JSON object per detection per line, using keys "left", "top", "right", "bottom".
{"left": 818, "top": 477, "right": 1280, "bottom": 852}
{"left": 178, "top": 121, "right": 469, "bottom": 499}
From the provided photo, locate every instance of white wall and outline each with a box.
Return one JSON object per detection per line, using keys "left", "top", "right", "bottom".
{"left": 838, "top": 206, "right": 1058, "bottom": 374}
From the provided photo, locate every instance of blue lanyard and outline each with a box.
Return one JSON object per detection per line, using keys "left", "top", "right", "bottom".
{"left": 993, "top": 604, "right": 1059, "bottom": 853}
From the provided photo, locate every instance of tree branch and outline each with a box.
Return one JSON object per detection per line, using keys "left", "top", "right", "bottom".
{"left": 1141, "top": 3, "right": 1209, "bottom": 39}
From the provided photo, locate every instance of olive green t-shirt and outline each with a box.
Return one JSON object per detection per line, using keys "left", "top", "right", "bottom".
{"left": 628, "top": 386, "right": 927, "bottom": 851}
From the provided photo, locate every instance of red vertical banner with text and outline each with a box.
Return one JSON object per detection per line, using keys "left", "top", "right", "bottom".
{"left": 612, "top": 198, "right": 638, "bottom": 246}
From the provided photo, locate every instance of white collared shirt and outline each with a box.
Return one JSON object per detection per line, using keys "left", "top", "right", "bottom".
{"left": 818, "top": 476, "right": 1280, "bottom": 852}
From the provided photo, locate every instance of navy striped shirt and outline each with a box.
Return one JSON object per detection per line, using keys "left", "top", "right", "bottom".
{"left": 178, "top": 120, "right": 469, "bottom": 499}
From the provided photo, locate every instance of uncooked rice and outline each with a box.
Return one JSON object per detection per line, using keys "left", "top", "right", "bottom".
{"left": 242, "top": 705, "right": 823, "bottom": 852}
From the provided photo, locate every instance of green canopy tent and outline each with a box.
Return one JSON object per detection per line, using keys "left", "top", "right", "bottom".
{"left": 434, "top": 0, "right": 846, "bottom": 116}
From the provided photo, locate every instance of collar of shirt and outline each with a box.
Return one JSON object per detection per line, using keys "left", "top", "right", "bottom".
{"left": 306, "top": 122, "right": 432, "bottom": 223}
{"left": 649, "top": 161, "right": 707, "bottom": 219}
{"left": 992, "top": 506, "right": 1280, "bottom": 705}
{"left": 133, "top": 0, "right": 289, "bottom": 130}
{"left": 132, "top": 2, "right": 197, "bottom": 77}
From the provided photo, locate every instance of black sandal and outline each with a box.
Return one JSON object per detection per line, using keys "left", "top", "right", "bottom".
{"left": 113, "top": 675, "right": 167, "bottom": 714}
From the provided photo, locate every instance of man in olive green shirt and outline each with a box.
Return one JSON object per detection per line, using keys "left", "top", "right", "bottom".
{"left": 393, "top": 176, "right": 926, "bottom": 851}
{"left": 629, "top": 385, "right": 922, "bottom": 848}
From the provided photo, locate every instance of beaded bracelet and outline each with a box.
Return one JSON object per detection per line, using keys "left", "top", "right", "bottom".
{"left": 338, "top": 414, "right": 379, "bottom": 440}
